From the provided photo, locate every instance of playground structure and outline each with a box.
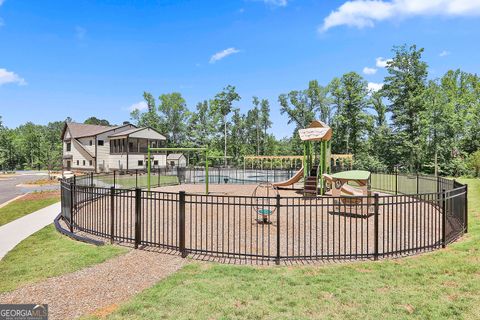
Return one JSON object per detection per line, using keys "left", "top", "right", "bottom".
{"left": 251, "top": 182, "right": 279, "bottom": 224}
{"left": 144, "top": 120, "right": 361, "bottom": 198}
{"left": 269, "top": 120, "right": 366, "bottom": 197}
{"left": 323, "top": 170, "right": 371, "bottom": 197}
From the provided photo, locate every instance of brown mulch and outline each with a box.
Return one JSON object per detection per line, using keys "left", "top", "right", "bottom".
{"left": 23, "top": 191, "right": 60, "bottom": 201}
{"left": 0, "top": 250, "right": 185, "bottom": 320}
{"left": 25, "top": 178, "right": 59, "bottom": 186}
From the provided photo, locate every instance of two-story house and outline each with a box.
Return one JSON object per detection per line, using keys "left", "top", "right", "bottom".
{"left": 61, "top": 122, "right": 167, "bottom": 173}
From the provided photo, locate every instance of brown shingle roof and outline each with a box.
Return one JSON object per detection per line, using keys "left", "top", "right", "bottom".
{"left": 63, "top": 122, "right": 118, "bottom": 139}
{"left": 167, "top": 153, "right": 185, "bottom": 160}
{"left": 108, "top": 128, "right": 144, "bottom": 137}
{"left": 109, "top": 127, "right": 167, "bottom": 140}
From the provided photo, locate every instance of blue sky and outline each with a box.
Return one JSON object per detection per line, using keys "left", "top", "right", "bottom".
{"left": 1, "top": 0, "right": 480, "bottom": 138}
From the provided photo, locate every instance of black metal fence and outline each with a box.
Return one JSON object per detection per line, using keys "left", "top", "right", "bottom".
{"left": 60, "top": 171, "right": 468, "bottom": 264}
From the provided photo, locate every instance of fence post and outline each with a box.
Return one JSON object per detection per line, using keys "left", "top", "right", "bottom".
{"left": 135, "top": 169, "right": 138, "bottom": 188}
{"left": 90, "top": 172, "right": 94, "bottom": 187}
{"left": 276, "top": 194, "right": 281, "bottom": 265}
{"left": 395, "top": 171, "right": 398, "bottom": 195}
{"left": 416, "top": 172, "right": 419, "bottom": 194}
{"left": 179, "top": 191, "right": 187, "bottom": 258}
{"left": 134, "top": 188, "right": 141, "bottom": 249}
{"left": 374, "top": 193, "right": 379, "bottom": 260}
{"left": 442, "top": 189, "right": 446, "bottom": 248}
{"left": 69, "top": 182, "right": 74, "bottom": 233}
{"left": 465, "top": 184, "right": 468, "bottom": 234}
{"left": 110, "top": 186, "right": 115, "bottom": 244}
{"left": 113, "top": 170, "right": 116, "bottom": 188}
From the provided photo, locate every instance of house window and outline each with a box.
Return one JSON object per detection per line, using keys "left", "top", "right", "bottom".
{"left": 98, "top": 140, "right": 104, "bottom": 146}
{"left": 83, "top": 160, "right": 86, "bottom": 166}
{"left": 66, "top": 142, "right": 71, "bottom": 152}
{"left": 77, "top": 160, "right": 79, "bottom": 165}
{"left": 154, "top": 160, "right": 159, "bottom": 166}
{"left": 89, "top": 160, "right": 93, "bottom": 166}
{"left": 89, "top": 140, "right": 93, "bottom": 146}
{"left": 129, "top": 142, "right": 134, "bottom": 152}
{"left": 138, "top": 160, "right": 144, "bottom": 166}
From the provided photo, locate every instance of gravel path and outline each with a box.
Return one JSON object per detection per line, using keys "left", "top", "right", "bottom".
{"left": 0, "top": 250, "right": 185, "bottom": 320}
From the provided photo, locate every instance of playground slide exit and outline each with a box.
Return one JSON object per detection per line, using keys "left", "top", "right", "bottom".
{"left": 272, "top": 167, "right": 304, "bottom": 187}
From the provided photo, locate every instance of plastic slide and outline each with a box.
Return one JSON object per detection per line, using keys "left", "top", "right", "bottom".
{"left": 272, "top": 167, "right": 304, "bottom": 187}
{"left": 322, "top": 174, "right": 364, "bottom": 196}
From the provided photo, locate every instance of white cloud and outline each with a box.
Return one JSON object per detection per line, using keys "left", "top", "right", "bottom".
{"left": 439, "top": 50, "right": 450, "bottom": 57}
{"left": 209, "top": 47, "right": 240, "bottom": 63}
{"left": 376, "top": 57, "right": 392, "bottom": 68}
{"left": 263, "top": 0, "right": 288, "bottom": 6}
{"left": 363, "top": 66, "right": 377, "bottom": 75}
{"left": 368, "top": 82, "right": 383, "bottom": 92}
{"left": 0, "top": 0, "right": 4, "bottom": 27}
{"left": 75, "top": 26, "right": 87, "bottom": 40}
{"left": 128, "top": 101, "right": 148, "bottom": 112}
{"left": 320, "top": 0, "right": 480, "bottom": 31}
{"left": 0, "top": 68, "right": 27, "bottom": 86}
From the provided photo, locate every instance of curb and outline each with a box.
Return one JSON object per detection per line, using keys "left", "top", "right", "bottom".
{"left": 0, "top": 194, "right": 28, "bottom": 209}
{"left": 54, "top": 214, "right": 105, "bottom": 246}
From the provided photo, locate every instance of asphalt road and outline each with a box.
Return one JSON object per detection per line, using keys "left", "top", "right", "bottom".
{"left": 0, "top": 171, "right": 57, "bottom": 205}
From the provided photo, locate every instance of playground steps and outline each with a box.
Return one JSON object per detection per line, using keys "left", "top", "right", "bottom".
{"left": 304, "top": 176, "right": 318, "bottom": 195}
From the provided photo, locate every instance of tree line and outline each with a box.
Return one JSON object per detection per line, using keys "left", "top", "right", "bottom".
{"left": 1, "top": 44, "right": 479, "bottom": 176}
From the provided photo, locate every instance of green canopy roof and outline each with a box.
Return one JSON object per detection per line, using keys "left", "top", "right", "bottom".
{"left": 331, "top": 170, "right": 371, "bottom": 181}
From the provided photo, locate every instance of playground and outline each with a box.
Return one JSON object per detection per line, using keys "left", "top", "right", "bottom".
{"left": 58, "top": 120, "right": 468, "bottom": 264}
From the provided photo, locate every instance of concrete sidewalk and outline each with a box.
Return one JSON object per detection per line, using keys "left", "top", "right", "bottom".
{"left": 0, "top": 202, "right": 61, "bottom": 260}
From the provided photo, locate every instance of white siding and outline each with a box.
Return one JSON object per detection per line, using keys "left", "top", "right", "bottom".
{"left": 78, "top": 137, "right": 95, "bottom": 155}
{"left": 127, "top": 154, "right": 167, "bottom": 170}
{"left": 128, "top": 154, "right": 146, "bottom": 170}
{"left": 152, "top": 155, "right": 167, "bottom": 167}
{"left": 108, "top": 154, "right": 128, "bottom": 171}
{"left": 96, "top": 125, "right": 136, "bottom": 172}
{"left": 129, "top": 128, "right": 166, "bottom": 140}
{"left": 70, "top": 138, "right": 95, "bottom": 171}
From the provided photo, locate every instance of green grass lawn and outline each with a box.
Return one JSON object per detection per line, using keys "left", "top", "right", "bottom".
{"left": 0, "top": 192, "right": 59, "bottom": 227}
{"left": 86, "top": 178, "right": 480, "bottom": 320}
{"left": 0, "top": 224, "right": 128, "bottom": 293}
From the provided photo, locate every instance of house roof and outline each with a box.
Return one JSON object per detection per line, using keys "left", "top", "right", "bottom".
{"left": 109, "top": 128, "right": 143, "bottom": 137}
{"left": 167, "top": 153, "right": 185, "bottom": 160}
{"left": 62, "top": 122, "right": 118, "bottom": 139}
{"left": 109, "top": 127, "right": 167, "bottom": 140}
